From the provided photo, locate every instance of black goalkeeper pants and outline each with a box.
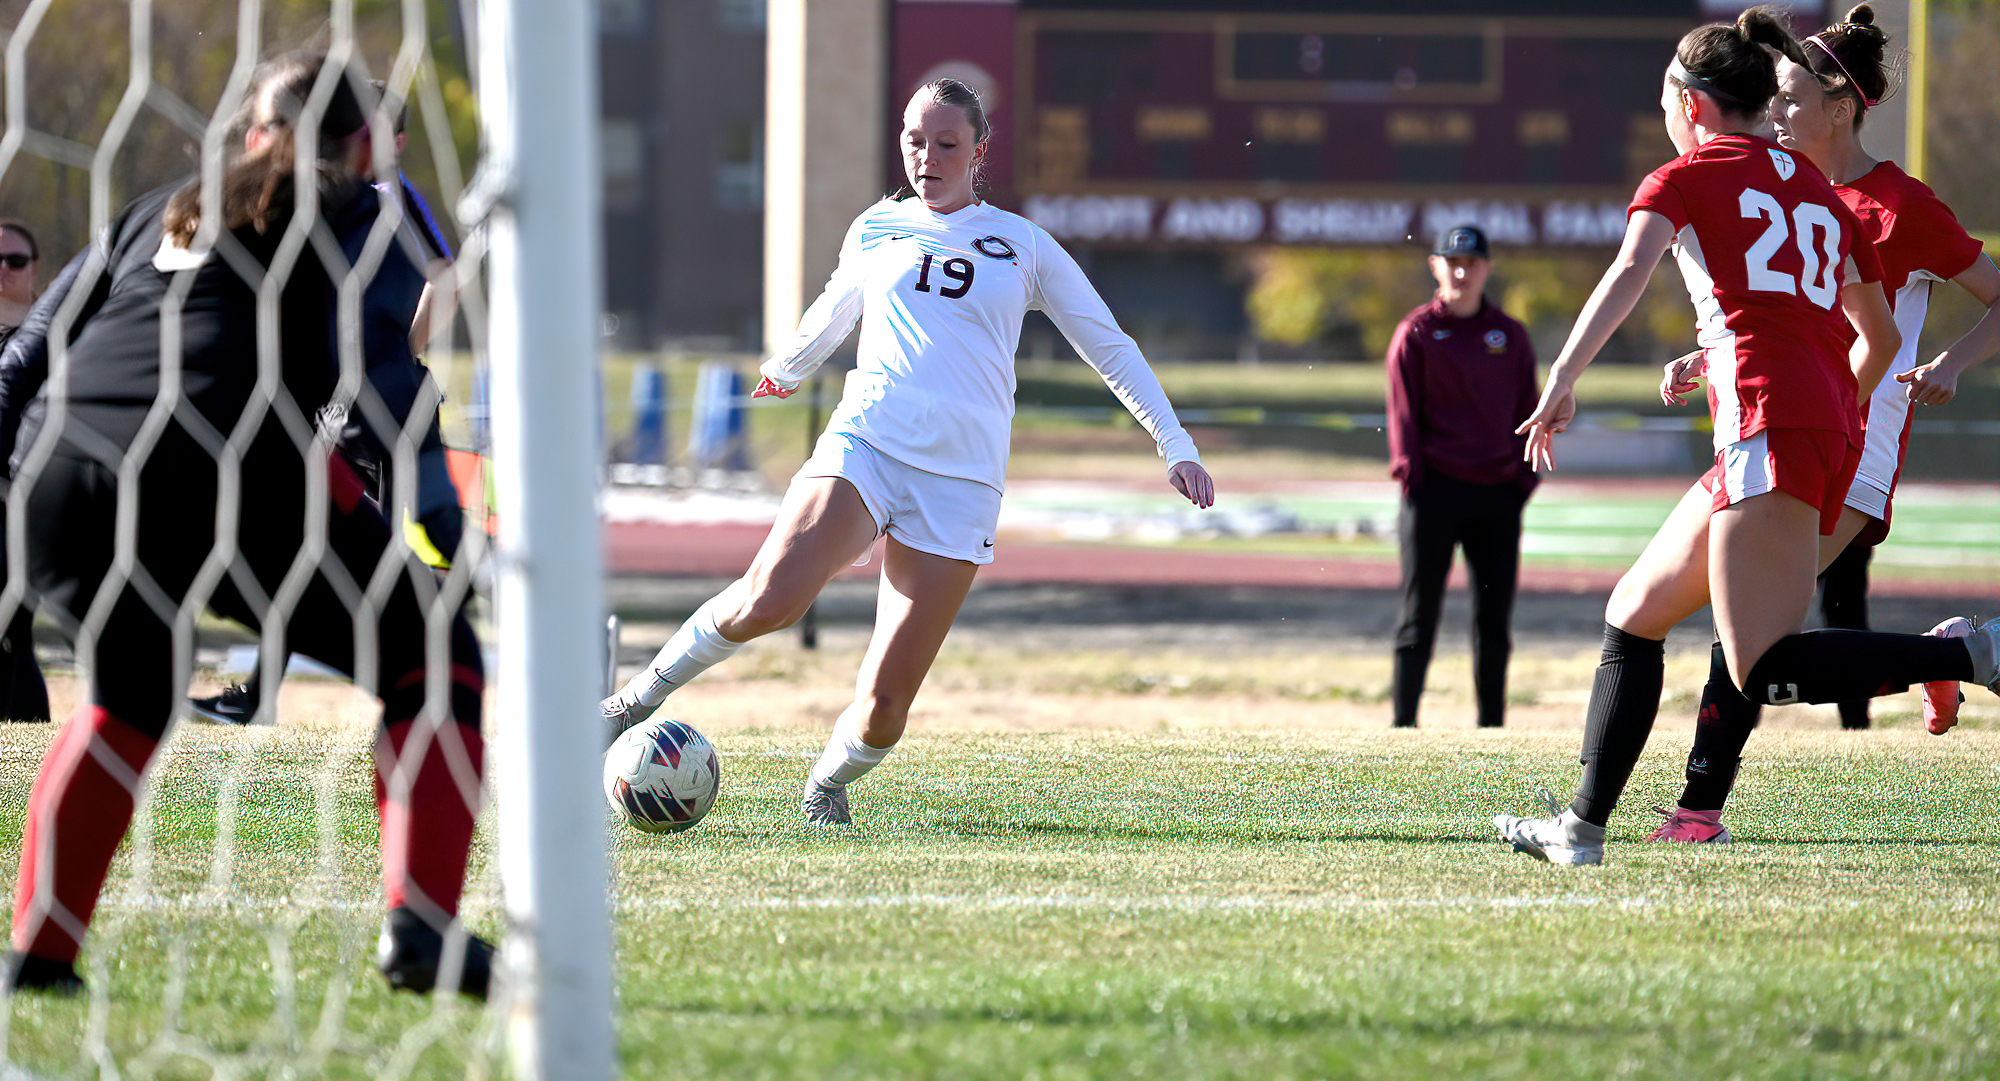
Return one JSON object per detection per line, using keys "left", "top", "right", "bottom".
{"left": 23, "top": 424, "right": 481, "bottom": 741}
{"left": 1392, "top": 476, "right": 1527, "bottom": 728}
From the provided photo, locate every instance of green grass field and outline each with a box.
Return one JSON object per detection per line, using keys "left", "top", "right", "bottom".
{"left": 3, "top": 635, "right": 1998, "bottom": 1080}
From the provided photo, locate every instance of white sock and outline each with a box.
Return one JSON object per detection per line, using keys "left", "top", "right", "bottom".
{"left": 615, "top": 596, "right": 743, "bottom": 710}
{"left": 808, "top": 718, "right": 895, "bottom": 789}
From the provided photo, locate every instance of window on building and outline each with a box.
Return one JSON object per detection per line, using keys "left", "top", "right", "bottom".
{"left": 602, "top": 119, "right": 646, "bottom": 212}
{"left": 715, "top": 121, "right": 762, "bottom": 211}
{"left": 718, "top": 0, "right": 765, "bottom": 34}
{"left": 599, "top": 0, "right": 647, "bottom": 36}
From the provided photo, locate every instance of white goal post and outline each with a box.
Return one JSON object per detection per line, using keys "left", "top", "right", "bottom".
{"left": 476, "top": 0, "right": 614, "bottom": 1077}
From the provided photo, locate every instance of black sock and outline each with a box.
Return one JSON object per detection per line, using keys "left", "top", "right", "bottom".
{"left": 1680, "top": 640, "right": 1760, "bottom": 811}
{"left": 1570, "top": 623, "right": 1666, "bottom": 827}
{"left": 1741, "top": 629, "right": 1975, "bottom": 706}
{"left": 1818, "top": 544, "right": 1873, "bottom": 728}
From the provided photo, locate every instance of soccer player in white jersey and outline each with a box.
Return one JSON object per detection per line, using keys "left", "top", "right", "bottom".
{"left": 603, "top": 78, "right": 1215, "bottom": 825}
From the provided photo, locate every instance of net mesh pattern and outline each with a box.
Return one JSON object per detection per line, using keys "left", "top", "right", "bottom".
{"left": 0, "top": 1, "right": 509, "bottom": 1073}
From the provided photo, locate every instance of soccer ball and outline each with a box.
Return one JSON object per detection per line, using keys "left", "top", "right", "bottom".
{"left": 603, "top": 717, "right": 720, "bottom": 834}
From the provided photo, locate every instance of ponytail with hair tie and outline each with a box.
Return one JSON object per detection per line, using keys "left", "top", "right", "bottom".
{"left": 1735, "top": 5, "right": 1811, "bottom": 68}
{"left": 1670, "top": 4, "right": 1804, "bottom": 118}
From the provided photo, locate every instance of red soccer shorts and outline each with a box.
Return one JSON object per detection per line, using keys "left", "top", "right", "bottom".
{"left": 1701, "top": 428, "right": 1862, "bottom": 537}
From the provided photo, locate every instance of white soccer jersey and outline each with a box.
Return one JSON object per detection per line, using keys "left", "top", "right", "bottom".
{"left": 762, "top": 197, "right": 1200, "bottom": 492}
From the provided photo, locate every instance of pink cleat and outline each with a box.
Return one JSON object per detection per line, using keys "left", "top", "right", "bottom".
{"left": 1922, "top": 617, "right": 1972, "bottom": 736}
{"left": 1645, "top": 806, "right": 1731, "bottom": 844}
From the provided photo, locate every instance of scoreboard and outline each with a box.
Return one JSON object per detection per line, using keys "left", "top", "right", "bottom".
{"left": 1020, "top": 13, "right": 1689, "bottom": 192}
{"left": 891, "top": 5, "right": 1703, "bottom": 247}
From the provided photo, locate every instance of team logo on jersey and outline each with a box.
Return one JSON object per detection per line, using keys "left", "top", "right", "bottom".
{"left": 972, "top": 236, "right": 1018, "bottom": 261}
{"left": 1483, "top": 329, "right": 1508, "bottom": 352}
{"left": 1431, "top": 329, "right": 1451, "bottom": 340}
{"left": 1768, "top": 148, "right": 1796, "bottom": 181}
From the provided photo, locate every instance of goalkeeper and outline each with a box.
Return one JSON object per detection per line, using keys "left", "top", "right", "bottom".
{"left": 188, "top": 83, "right": 467, "bottom": 726}
{"left": 0, "top": 54, "right": 490, "bottom": 998}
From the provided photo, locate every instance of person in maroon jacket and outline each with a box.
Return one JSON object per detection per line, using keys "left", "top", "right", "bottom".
{"left": 1385, "top": 225, "right": 1540, "bottom": 728}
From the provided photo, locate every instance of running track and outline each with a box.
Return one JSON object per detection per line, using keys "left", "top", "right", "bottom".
{"left": 604, "top": 521, "right": 1998, "bottom": 598}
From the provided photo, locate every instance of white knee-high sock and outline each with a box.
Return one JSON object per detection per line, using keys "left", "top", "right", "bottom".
{"left": 613, "top": 596, "right": 743, "bottom": 711}
{"left": 808, "top": 714, "right": 895, "bottom": 789}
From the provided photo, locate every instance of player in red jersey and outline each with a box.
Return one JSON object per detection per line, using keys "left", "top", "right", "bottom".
{"left": 1652, "top": 4, "right": 2000, "bottom": 843}
{"left": 1491, "top": 7, "right": 1997, "bottom": 867}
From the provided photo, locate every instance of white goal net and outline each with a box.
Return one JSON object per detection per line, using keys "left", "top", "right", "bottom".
{"left": 0, "top": 0, "right": 609, "bottom": 1076}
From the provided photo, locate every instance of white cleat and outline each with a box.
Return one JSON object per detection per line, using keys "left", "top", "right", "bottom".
{"left": 801, "top": 780, "right": 852, "bottom": 827}
{"left": 1495, "top": 792, "right": 1605, "bottom": 866}
{"left": 1962, "top": 617, "right": 2000, "bottom": 697}
{"left": 601, "top": 692, "right": 657, "bottom": 745}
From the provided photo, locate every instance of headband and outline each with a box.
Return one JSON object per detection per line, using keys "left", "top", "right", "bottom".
{"left": 1805, "top": 34, "right": 1880, "bottom": 108}
{"left": 1667, "top": 57, "right": 1755, "bottom": 113}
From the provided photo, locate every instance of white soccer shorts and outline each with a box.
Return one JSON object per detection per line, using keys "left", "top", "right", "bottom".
{"left": 797, "top": 432, "right": 1002, "bottom": 565}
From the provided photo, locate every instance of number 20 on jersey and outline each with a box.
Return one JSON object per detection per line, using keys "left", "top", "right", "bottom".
{"left": 1739, "top": 188, "right": 1843, "bottom": 309}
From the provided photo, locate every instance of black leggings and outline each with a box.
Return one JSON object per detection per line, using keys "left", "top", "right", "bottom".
{"left": 0, "top": 525, "right": 51, "bottom": 722}
{"left": 24, "top": 425, "right": 480, "bottom": 739}
{"left": 0, "top": 593, "right": 48, "bottom": 721}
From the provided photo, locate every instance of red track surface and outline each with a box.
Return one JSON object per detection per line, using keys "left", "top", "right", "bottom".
{"left": 607, "top": 521, "right": 1998, "bottom": 597}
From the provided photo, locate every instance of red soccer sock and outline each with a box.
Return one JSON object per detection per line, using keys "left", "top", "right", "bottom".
{"left": 11, "top": 707, "right": 160, "bottom": 963}
{"left": 374, "top": 716, "right": 485, "bottom": 923}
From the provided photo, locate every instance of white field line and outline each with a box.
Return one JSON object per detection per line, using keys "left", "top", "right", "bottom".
{"left": 609, "top": 891, "right": 1995, "bottom": 915}
{"left": 614, "top": 892, "right": 1653, "bottom": 915}
{"left": 715, "top": 750, "right": 1343, "bottom": 764}
{"left": 89, "top": 891, "right": 1654, "bottom": 917}
{"left": 81, "top": 890, "right": 2000, "bottom": 919}
{"left": 629, "top": 891, "right": 1992, "bottom": 917}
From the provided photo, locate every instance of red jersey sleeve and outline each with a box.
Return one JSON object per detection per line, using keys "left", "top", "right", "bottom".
{"left": 1886, "top": 191, "right": 1986, "bottom": 284}
{"left": 1842, "top": 165, "right": 1989, "bottom": 294}
{"left": 1628, "top": 162, "right": 1691, "bottom": 231}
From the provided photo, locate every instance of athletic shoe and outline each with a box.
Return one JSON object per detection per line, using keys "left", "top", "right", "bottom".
{"left": 1964, "top": 617, "right": 2000, "bottom": 697}
{"left": 1644, "top": 806, "right": 1731, "bottom": 844}
{"left": 601, "top": 692, "right": 655, "bottom": 747}
{"left": 1924, "top": 617, "right": 1973, "bottom": 735}
{"left": 1, "top": 951, "right": 84, "bottom": 996}
{"left": 801, "top": 780, "right": 851, "bottom": 827}
{"left": 189, "top": 683, "right": 259, "bottom": 726}
{"left": 376, "top": 906, "right": 493, "bottom": 1000}
{"left": 1495, "top": 790, "right": 1604, "bottom": 866}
